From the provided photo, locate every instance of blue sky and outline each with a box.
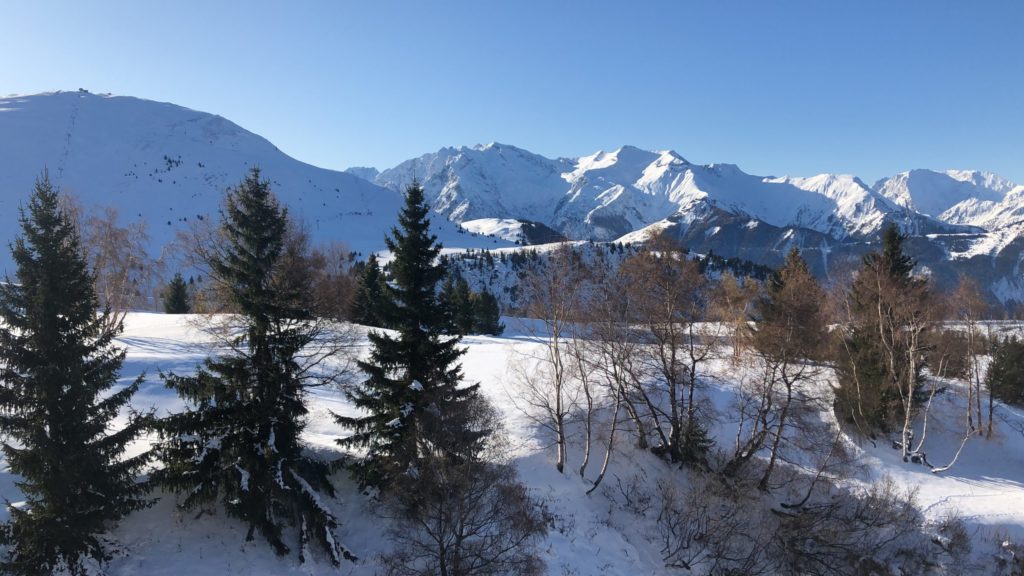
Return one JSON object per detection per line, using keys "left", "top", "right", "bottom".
{"left": 2, "top": 1, "right": 1021, "bottom": 182}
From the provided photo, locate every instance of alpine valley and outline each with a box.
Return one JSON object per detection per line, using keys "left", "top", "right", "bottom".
{"left": 2, "top": 91, "right": 1022, "bottom": 306}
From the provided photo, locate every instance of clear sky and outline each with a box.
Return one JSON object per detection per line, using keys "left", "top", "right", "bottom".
{"left": 2, "top": 1, "right": 1021, "bottom": 182}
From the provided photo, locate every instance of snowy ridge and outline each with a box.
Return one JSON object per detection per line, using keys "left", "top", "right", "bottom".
{"left": 875, "top": 169, "right": 1018, "bottom": 219}
{"left": 0, "top": 91, "right": 511, "bottom": 274}
{"left": 368, "top": 143, "right": 961, "bottom": 243}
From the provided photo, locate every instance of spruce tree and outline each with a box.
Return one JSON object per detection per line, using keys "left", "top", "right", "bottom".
{"left": 162, "top": 272, "right": 192, "bottom": 314}
{"left": 155, "top": 168, "right": 354, "bottom": 564}
{"left": 0, "top": 174, "right": 152, "bottom": 574}
{"left": 336, "top": 182, "right": 486, "bottom": 489}
{"left": 473, "top": 289, "right": 505, "bottom": 336}
{"left": 350, "top": 253, "right": 389, "bottom": 328}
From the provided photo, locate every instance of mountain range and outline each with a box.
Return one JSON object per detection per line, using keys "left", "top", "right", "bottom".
{"left": 356, "top": 143, "right": 1024, "bottom": 306}
{"left": 1, "top": 91, "right": 1021, "bottom": 306}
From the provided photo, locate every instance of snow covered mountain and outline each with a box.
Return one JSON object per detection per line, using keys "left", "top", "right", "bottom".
{"left": 0, "top": 91, "right": 508, "bottom": 274}
{"left": 364, "top": 144, "right": 1024, "bottom": 305}
{"left": 370, "top": 143, "right": 958, "bottom": 242}
{"left": 874, "top": 169, "right": 1017, "bottom": 219}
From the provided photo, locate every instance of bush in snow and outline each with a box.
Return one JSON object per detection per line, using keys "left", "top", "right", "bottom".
{"left": 380, "top": 398, "right": 548, "bottom": 576}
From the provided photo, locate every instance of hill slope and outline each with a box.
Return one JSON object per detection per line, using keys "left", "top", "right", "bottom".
{"left": 0, "top": 91, "right": 509, "bottom": 274}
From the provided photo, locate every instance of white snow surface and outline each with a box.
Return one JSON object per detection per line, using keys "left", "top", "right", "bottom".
{"left": 458, "top": 218, "right": 526, "bottom": 242}
{"left": 0, "top": 91, "right": 510, "bottom": 274}
{"left": 875, "top": 169, "right": 1017, "bottom": 218}
{"left": 0, "top": 313, "right": 1019, "bottom": 574}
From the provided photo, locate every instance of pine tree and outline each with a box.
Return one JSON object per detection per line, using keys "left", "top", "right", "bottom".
{"left": 350, "top": 253, "right": 389, "bottom": 328}
{"left": 0, "top": 174, "right": 152, "bottom": 574}
{"left": 336, "top": 182, "right": 486, "bottom": 489}
{"left": 155, "top": 168, "right": 354, "bottom": 564}
{"left": 162, "top": 272, "right": 192, "bottom": 314}
{"left": 473, "top": 289, "right": 504, "bottom": 336}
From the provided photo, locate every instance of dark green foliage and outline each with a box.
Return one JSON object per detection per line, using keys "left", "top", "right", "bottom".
{"left": 0, "top": 174, "right": 152, "bottom": 574}
{"left": 441, "top": 276, "right": 475, "bottom": 335}
{"left": 337, "top": 182, "right": 486, "bottom": 489}
{"left": 351, "top": 253, "right": 389, "bottom": 328}
{"left": 155, "top": 168, "right": 354, "bottom": 564}
{"left": 987, "top": 336, "right": 1024, "bottom": 407}
{"left": 162, "top": 272, "right": 192, "bottom": 314}
{"left": 836, "top": 223, "right": 928, "bottom": 434}
{"left": 473, "top": 289, "right": 504, "bottom": 336}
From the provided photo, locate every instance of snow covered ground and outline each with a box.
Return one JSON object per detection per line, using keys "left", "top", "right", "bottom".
{"left": 1, "top": 313, "right": 1022, "bottom": 574}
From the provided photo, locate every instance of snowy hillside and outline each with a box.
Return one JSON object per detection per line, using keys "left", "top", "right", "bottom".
{"left": 2, "top": 313, "right": 1019, "bottom": 575}
{"left": 0, "top": 91, "right": 510, "bottom": 274}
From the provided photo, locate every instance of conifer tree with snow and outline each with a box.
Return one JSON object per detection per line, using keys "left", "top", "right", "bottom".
{"left": 350, "top": 253, "right": 389, "bottom": 328}
{"left": 336, "top": 181, "right": 486, "bottom": 489}
{"left": 162, "top": 272, "right": 191, "bottom": 314}
{"left": 155, "top": 168, "right": 354, "bottom": 565}
{"left": 0, "top": 174, "right": 152, "bottom": 575}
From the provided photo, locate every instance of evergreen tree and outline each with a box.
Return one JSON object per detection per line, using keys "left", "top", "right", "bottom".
{"left": 162, "top": 272, "right": 192, "bottom": 314}
{"left": 0, "top": 174, "right": 152, "bottom": 574}
{"left": 987, "top": 336, "right": 1024, "bottom": 407}
{"left": 837, "top": 223, "right": 930, "bottom": 437}
{"left": 438, "top": 274, "right": 459, "bottom": 333}
{"left": 451, "top": 277, "right": 475, "bottom": 335}
{"left": 473, "top": 289, "right": 504, "bottom": 336}
{"left": 350, "top": 253, "right": 389, "bottom": 328}
{"left": 336, "top": 182, "right": 486, "bottom": 489}
{"left": 155, "top": 168, "right": 354, "bottom": 564}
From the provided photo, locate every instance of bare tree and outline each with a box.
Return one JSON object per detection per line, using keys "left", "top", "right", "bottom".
{"left": 951, "top": 277, "right": 990, "bottom": 436}
{"left": 515, "top": 244, "right": 589, "bottom": 474}
{"left": 308, "top": 240, "right": 358, "bottom": 321}
{"left": 381, "top": 400, "right": 548, "bottom": 576}
{"left": 619, "top": 233, "right": 719, "bottom": 465}
{"left": 61, "top": 197, "right": 160, "bottom": 332}
{"left": 748, "top": 248, "right": 830, "bottom": 490}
